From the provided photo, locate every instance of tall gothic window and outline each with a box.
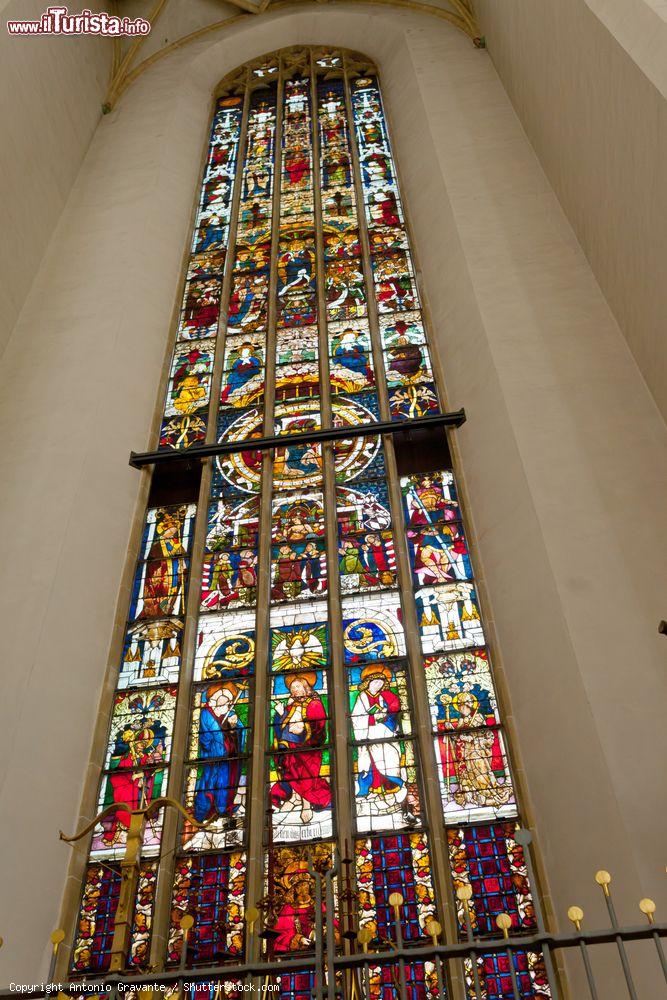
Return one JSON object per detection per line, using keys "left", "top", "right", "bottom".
{"left": 70, "top": 47, "right": 551, "bottom": 1000}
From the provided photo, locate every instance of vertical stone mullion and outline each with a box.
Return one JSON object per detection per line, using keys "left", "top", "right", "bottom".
{"left": 342, "top": 53, "right": 466, "bottom": 999}
{"left": 310, "top": 53, "right": 355, "bottom": 900}
{"left": 244, "top": 62, "right": 285, "bottom": 960}
{"left": 205, "top": 73, "right": 253, "bottom": 447}
{"left": 149, "top": 75, "right": 252, "bottom": 971}
{"left": 149, "top": 462, "right": 212, "bottom": 970}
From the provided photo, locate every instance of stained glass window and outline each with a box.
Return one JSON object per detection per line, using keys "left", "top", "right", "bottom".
{"left": 70, "top": 47, "right": 549, "bottom": 1000}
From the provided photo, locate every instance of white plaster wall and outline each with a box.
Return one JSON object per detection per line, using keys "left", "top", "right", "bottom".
{"left": 0, "top": 5, "right": 665, "bottom": 993}
{"left": 475, "top": 0, "right": 667, "bottom": 426}
{"left": 0, "top": 0, "right": 111, "bottom": 355}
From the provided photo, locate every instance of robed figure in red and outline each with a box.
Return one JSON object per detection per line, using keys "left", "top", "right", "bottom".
{"left": 270, "top": 671, "right": 331, "bottom": 825}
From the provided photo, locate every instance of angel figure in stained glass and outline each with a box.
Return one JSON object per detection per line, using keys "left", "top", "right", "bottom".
{"left": 351, "top": 666, "right": 417, "bottom": 825}
{"left": 271, "top": 672, "right": 332, "bottom": 824}
{"left": 193, "top": 681, "right": 247, "bottom": 824}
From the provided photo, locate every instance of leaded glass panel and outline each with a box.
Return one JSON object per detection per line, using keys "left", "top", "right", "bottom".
{"left": 70, "top": 49, "right": 545, "bottom": 997}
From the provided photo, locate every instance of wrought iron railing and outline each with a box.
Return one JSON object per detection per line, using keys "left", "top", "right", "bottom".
{"left": 1, "top": 829, "right": 665, "bottom": 1000}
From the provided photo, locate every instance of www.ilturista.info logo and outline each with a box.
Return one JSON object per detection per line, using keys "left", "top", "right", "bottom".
{"left": 7, "top": 6, "right": 151, "bottom": 35}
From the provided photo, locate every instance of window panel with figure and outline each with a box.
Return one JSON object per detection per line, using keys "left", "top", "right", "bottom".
{"left": 139, "top": 504, "right": 197, "bottom": 558}
{"left": 206, "top": 493, "right": 260, "bottom": 552}
{"left": 270, "top": 668, "right": 330, "bottom": 748}
{"left": 164, "top": 339, "right": 215, "bottom": 418}
{"left": 182, "top": 753, "right": 248, "bottom": 852}
{"left": 270, "top": 491, "right": 327, "bottom": 602}
{"left": 91, "top": 769, "right": 166, "bottom": 860}
{"left": 93, "top": 689, "right": 175, "bottom": 857}
{"left": 268, "top": 746, "right": 334, "bottom": 843}
{"left": 103, "top": 687, "right": 177, "bottom": 772}
{"left": 268, "top": 673, "right": 333, "bottom": 832}
{"left": 369, "top": 224, "right": 410, "bottom": 256}
{"left": 200, "top": 548, "right": 258, "bottom": 611}
{"left": 337, "top": 481, "right": 396, "bottom": 593}
{"left": 232, "top": 238, "right": 271, "bottom": 274}
{"left": 406, "top": 523, "right": 473, "bottom": 588}
{"left": 328, "top": 319, "right": 376, "bottom": 394}
{"left": 425, "top": 650, "right": 501, "bottom": 730}
{"left": 372, "top": 252, "right": 419, "bottom": 315}
{"left": 130, "top": 558, "right": 189, "bottom": 620}
{"left": 220, "top": 336, "right": 265, "bottom": 410}
{"left": 366, "top": 962, "right": 440, "bottom": 1000}
{"left": 177, "top": 276, "right": 223, "bottom": 341}
{"left": 188, "top": 679, "right": 252, "bottom": 765}
{"left": 262, "top": 844, "right": 336, "bottom": 955}
{"left": 227, "top": 270, "right": 270, "bottom": 335}
{"left": 271, "top": 536, "right": 327, "bottom": 602}
{"left": 167, "top": 851, "right": 246, "bottom": 966}
{"left": 277, "top": 232, "right": 316, "bottom": 296}
{"left": 324, "top": 228, "right": 360, "bottom": 261}
{"left": 348, "top": 662, "right": 413, "bottom": 741}
{"left": 384, "top": 332, "right": 434, "bottom": 388}
{"left": 435, "top": 726, "right": 517, "bottom": 825}
{"left": 326, "top": 258, "right": 367, "bottom": 321}
{"left": 401, "top": 470, "right": 461, "bottom": 527}
{"left": 353, "top": 736, "right": 421, "bottom": 834}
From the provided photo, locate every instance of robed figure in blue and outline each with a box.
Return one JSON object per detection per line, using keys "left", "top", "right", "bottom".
{"left": 193, "top": 681, "right": 245, "bottom": 823}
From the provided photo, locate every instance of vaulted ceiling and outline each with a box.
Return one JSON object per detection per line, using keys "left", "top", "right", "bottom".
{"left": 107, "top": 0, "right": 482, "bottom": 110}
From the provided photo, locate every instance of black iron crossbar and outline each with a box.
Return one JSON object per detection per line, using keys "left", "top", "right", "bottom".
{"left": 128, "top": 410, "right": 466, "bottom": 469}
{"left": 1, "top": 923, "right": 664, "bottom": 998}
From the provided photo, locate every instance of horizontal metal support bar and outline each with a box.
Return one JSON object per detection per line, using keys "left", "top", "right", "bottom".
{"left": 4, "top": 921, "right": 664, "bottom": 997}
{"left": 129, "top": 409, "right": 466, "bottom": 469}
